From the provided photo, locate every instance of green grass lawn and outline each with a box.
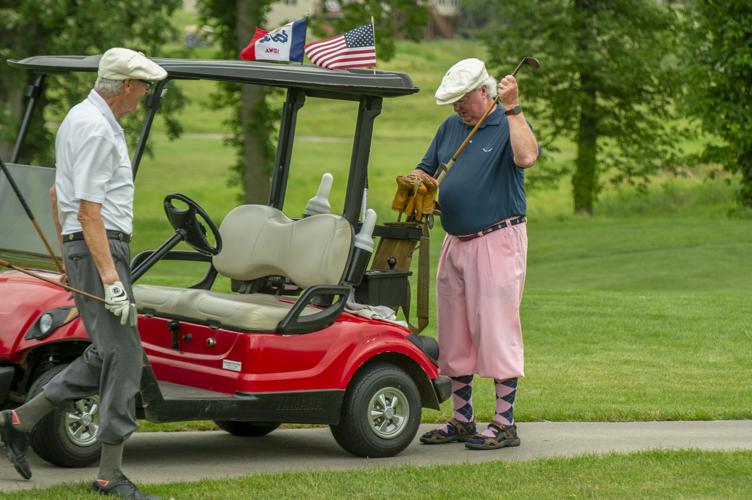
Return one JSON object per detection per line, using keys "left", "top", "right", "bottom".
{"left": 7, "top": 450, "right": 752, "bottom": 499}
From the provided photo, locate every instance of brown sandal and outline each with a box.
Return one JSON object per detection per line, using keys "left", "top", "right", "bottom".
{"left": 465, "top": 422, "right": 521, "bottom": 450}
{"left": 419, "top": 418, "right": 477, "bottom": 444}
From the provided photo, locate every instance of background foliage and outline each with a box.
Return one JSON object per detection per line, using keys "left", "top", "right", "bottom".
{"left": 683, "top": 0, "right": 752, "bottom": 210}
{"left": 483, "top": 0, "right": 688, "bottom": 214}
{"left": 0, "top": 0, "right": 184, "bottom": 165}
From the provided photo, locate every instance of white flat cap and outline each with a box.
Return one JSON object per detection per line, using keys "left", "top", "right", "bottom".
{"left": 435, "top": 58, "right": 489, "bottom": 105}
{"left": 98, "top": 48, "right": 167, "bottom": 81}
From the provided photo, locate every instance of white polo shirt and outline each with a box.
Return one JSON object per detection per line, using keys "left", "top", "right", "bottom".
{"left": 55, "top": 90, "right": 134, "bottom": 236}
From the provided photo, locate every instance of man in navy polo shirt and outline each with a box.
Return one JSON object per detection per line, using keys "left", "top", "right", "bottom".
{"left": 416, "top": 58, "right": 539, "bottom": 450}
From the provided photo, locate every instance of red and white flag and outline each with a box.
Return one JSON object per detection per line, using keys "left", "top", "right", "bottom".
{"left": 240, "top": 18, "right": 307, "bottom": 62}
{"left": 304, "top": 23, "right": 376, "bottom": 70}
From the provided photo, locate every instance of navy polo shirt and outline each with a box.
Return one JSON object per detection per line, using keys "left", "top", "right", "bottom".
{"left": 417, "top": 106, "right": 528, "bottom": 236}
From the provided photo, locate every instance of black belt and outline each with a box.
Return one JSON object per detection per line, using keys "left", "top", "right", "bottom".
{"left": 456, "top": 216, "right": 526, "bottom": 241}
{"left": 62, "top": 230, "right": 131, "bottom": 243}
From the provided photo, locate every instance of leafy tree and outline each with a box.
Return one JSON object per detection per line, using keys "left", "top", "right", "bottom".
{"left": 683, "top": 0, "right": 752, "bottom": 210}
{"left": 198, "top": 0, "right": 428, "bottom": 204}
{"left": 483, "top": 0, "right": 686, "bottom": 214}
{"left": 0, "top": 0, "right": 183, "bottom": 165}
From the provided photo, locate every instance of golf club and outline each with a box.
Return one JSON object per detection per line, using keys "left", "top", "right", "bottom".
{"left": 0, "top": 258, "right": 137, "bottom": 326}
{"left": 511, "top": 56, "right": 541, "bottom": 78}
{"left": 435, "top": 56, "right": 540, "bottom": 185}
{"left": 0, "top": 156, "right": 65, "bottom": 272}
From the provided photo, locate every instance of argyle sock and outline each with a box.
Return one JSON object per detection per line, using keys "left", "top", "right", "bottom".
{"left": 436, "top": 375, "right": 473, "bottom": 433}
{"left": 480, "top": 378, "right": 517, "bottom": 438}
{"left": 12, "top": 392, "right": 56, "bottom": 433}
{"left": 98, "top": 442, "right": 125, "bottom": 482}
{"left": 451, "top": 375, "right": 474, "bottom": 422}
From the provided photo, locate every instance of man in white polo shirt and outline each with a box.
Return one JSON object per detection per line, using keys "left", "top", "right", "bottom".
{"left": 0, "top": 48, "right": 166, "bottom": 499}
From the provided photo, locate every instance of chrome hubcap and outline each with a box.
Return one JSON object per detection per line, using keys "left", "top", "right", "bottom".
{"left": 64, "top": 396, "right": 100, "bottom": 447}
{"left": 367, "top": 387, "right": 409, "bottom": 439}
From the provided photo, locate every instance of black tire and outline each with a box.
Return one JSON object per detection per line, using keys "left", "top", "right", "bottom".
{"left": 28, "top": 364, "right": 101, "bottom": 468}
{"left": 330, "top": 363, "right": 421, "bottom": 458}
{"left": 214, "top": 421, "right": 281, "bottom": 437}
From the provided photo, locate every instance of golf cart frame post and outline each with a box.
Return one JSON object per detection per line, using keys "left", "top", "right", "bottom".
{"left": 11, "top": 74, "right": 46, "bottom": 163}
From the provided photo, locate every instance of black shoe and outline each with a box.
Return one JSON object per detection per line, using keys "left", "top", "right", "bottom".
{"left": 91, "top": 473, "right": 160, "bottom": 499}
{"left": 0, "top": 410, "right": 31, "bottom": 479}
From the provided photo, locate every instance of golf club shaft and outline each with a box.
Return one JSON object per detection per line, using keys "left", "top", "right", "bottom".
{"left": 0, "top": 258, "right": 106, "bottom": 303}
{"left": 436, "top": 58, "right": 534, "bottom": 186}
{"left": 0, "top": 157, "right": 65, "bottom": 273}
{"left": 511, "top": 58, "right": 528, "bottom": 78}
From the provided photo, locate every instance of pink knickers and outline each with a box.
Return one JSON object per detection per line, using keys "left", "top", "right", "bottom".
{"left": 436, "top": 220, "right": 528, "bottom": 379}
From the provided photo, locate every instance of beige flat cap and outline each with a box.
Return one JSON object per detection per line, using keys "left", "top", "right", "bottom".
{"left": 98, "top": 48, "right": 167, "bottom": 81}
{"left": 435, "top": 58, "right": 489, "bottom": 105}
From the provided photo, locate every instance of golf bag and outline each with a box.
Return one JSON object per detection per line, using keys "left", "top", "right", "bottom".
{"left": 370, "top": 221, "right": 430, "bottom": 333}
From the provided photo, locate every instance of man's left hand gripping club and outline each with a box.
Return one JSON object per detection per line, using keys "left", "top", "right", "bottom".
{"left": 104, "top": 281, "right": 136, "bottom": 326}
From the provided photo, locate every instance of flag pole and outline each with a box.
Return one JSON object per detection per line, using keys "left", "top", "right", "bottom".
{"left": 301, "top": 15, "right": 309, "bottom": 65}
{"left": 371, "top": 16, "right": 376, "bottom": 75}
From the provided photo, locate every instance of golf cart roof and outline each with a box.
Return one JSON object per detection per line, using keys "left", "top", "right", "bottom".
{"left": 8, "top": 55, "right": 419, "bottom": 98}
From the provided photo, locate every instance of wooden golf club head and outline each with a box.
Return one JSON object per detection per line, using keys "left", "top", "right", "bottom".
{"left": 512, "top": 56, "right": 540, "bottom": 77}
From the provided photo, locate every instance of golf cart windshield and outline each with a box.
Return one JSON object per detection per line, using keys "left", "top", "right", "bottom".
{"left": 0, "top": 163, "right": 58, "bottom": 267}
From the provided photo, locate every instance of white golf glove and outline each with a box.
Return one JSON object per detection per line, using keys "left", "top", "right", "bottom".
{"left": 104, "top": 281, "right": 131, "bottom": 326}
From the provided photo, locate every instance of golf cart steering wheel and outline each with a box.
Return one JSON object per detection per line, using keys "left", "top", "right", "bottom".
{"left": 163, "top": 193, "right": 222, "bottom": 256}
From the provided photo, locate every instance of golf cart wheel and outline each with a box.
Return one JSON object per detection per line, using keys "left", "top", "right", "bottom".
{"left": 29, "top": 364, "right": 101, "bottom": 468}
{"left": 214, "top": 421, "right": 281, "bottom": 437}
{"left": 330, "top": 363, "right": 421, "bottom": 458}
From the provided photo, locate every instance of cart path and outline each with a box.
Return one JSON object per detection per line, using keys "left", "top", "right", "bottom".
{"left": 1, "top": 420, "right": 751, "bottom": 492}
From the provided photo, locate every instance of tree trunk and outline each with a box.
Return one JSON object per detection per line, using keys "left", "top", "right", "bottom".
{"left": 236, "top": 0, "right": 270, "bottom": 204}
{"left": 572, "top": 0, "right": 598, "bottom": 215}
{"left": 738, "top": 149, "right": 752, "bottom": 209}
{"left": 239, "top": 85, "right": 270, "bottom": 204}
{"left": 572, "top": 74, "right": 598, "bottom": 215}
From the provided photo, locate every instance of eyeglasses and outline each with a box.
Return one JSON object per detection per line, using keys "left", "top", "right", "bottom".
{"left": 136, "top": 79, "right": 152, "bottom": 91}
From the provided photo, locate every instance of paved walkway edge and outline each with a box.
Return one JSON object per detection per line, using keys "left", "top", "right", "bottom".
{"left": 2, "top": 420, "right": 751, "bottom": 491}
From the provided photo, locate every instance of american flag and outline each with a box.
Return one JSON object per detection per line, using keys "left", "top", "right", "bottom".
{"left": 304, "top": 23, "right": 377, "bottom": 70}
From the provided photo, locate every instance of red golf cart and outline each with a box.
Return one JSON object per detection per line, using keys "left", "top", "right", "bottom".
{"left": 0, "top": 55, "right": 449, "bottom": 467}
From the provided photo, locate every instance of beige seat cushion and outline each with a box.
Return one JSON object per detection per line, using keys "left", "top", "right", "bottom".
{"left": 133, "top": 205, "right": 352, "bottom": 331}
{"left": 212, "top": 205, "right": 353, "bottom": 288}
{"left": 134, "top": 284, "right": 319, "bottom": 331}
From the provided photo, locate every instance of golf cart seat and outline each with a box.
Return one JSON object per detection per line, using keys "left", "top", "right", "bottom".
{"left": 133, "top": 205, "right": 353, "bottom": 332}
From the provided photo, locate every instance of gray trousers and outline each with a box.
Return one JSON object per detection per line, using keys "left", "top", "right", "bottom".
{"left": 43, "top": 239, "right": 143, "bottom": 444}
